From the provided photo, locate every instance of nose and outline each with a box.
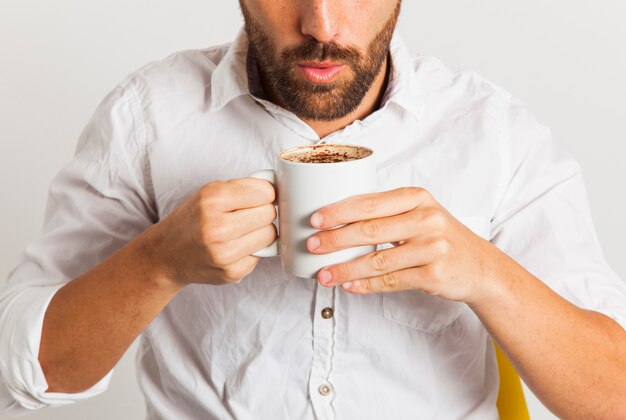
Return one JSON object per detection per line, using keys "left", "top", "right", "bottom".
{"left": 299, "top": 0, "right": 342, "bottom": 43}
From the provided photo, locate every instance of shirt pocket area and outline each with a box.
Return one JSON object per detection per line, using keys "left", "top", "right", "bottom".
{"left": 381, "top": 216, "right": 491, "bottom": 333}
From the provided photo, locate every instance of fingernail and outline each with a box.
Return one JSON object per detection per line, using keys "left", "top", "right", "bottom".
{"left": 307, "top": 236, "right": 320, "bottom": 251}
{"left": 319, "top": 270, "right": 332, "bottom": 285}
{"left": 343, "top": 281, "right": 362, "bottom": 290}
{"left": 310, "top": 213, "right": 323, "bottom": 228}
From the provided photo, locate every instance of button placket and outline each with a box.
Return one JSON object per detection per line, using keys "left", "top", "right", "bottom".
{"left": 309, "top": 282, "right": 337, "bottom": 419}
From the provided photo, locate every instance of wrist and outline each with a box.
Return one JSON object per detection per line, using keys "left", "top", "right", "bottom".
{"left": 130, "top": 223, "right": 186, "bottom": 295}
{"left": 466, "top": 244, "right": 522, "bottom": 313}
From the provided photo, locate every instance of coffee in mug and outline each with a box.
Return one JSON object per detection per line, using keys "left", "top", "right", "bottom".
{"left": 280, "top": 144, "right": 372, "bottom": 164}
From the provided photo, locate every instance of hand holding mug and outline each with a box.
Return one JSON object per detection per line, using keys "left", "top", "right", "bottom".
{"left": 149, "top": 178, "right": 278, "bottom": 288}
{"left": 307, "top": 186, "right": 502, "bottom": 305}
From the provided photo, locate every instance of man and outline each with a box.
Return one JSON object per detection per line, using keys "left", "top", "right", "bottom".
{"left": 1, "top": 0, "right": 625, "bottom": 418}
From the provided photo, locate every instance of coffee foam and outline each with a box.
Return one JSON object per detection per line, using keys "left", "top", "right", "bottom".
{"left": 280, "top": 144, "right": 372, "bottom": 164}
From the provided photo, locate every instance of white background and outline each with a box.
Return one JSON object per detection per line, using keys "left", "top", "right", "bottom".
{"left": 1, "top": 1, "right": 625, "bottom": 419}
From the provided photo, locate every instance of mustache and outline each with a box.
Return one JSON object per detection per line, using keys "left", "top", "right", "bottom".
{"left": 281, "top": 39, "right": 362, "bottom": 64}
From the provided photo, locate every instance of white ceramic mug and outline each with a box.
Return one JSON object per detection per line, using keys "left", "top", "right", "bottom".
{"left": 250, "top": 144, "right": 377, "bottom": 279}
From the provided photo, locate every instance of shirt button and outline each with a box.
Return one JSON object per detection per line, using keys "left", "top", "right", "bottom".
{"left": 318, "top": 384, "right": 332, "bottom": 396}
{"left": 321, "top": 307, "right": 334, "bottom": 319}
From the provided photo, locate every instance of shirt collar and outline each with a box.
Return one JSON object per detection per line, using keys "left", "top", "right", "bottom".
{"left": 382, "top": 30, "right": 424, "bottom": 121}
{"left": 208, "top": 27, "right": 424, "bottom": 121}
{"left": 208, "top": 28, "right": 251, "bottom": 112}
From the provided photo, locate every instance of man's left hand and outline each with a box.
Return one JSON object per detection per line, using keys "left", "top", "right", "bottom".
{"left": 306, "top": 187, "right": 503, "bottom": 304}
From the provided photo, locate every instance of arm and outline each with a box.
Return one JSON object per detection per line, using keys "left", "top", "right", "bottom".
{"left": 0, "top": 83, "right": 276, "bottom": 412}
{"left": 306, "top": 186, "right": 626, "bottom": 419}
{"left": 38, "top": 222, "right": 180, "bottom": 394}
{"left": 40, "top": 178, "right": 277, "bottom": 393}
{"left": 302, "top": 96, "right": 626, "bottom": 418}
{"left": 469, "top": 250, "right": 626, "bottom": 419}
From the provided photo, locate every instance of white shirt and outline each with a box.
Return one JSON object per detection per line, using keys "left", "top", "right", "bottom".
{"left": 1, "top": 28, "right": 625, "bottom": 419}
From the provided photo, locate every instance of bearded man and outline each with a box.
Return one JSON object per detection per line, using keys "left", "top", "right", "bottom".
{"left": 1, "top": 1, "right": 625, "bottom": 419}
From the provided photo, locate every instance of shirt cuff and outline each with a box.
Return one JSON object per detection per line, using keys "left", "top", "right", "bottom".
{"left": 0, "top": 284, "right": 113, "bottom": 413}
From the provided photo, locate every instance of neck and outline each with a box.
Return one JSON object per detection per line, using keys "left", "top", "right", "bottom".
{"left": 262, "top": 56, "right": 391, "bottom": 139}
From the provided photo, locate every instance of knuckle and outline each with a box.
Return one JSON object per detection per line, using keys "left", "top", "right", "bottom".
{"left": 420, "top": 207, "right": 436, "bottom": 221}
{"left": 196, "top": 197, "right": 214, "bottom": 226}
{"left": 410, "top": 186, "right": 430, "bottom": 200}
{"left": 360, "top": 220, "right": 380, "bottom": 239}
{"left": 200, "top": 181, "right": 229, "bottom": 207}
{"left": 210, "top": 245, "right": 238, "bottom": 267}
{"left": 399, "top": 186, "right": 422, "bottom": 200}
{"left": 423, "top": 208, "right": 446, "bottom": 228}
{"left": 360, "top": 278, "right": 371, "bottom": 291}
{"left": 204, "top": 222, "right": 230, "bottom": 243}
{"left": 222, "top": 265, "right": 244, "bottom": 283}
{"left": 426, "top": 263, "right": 445, "bottom": 282}
{"left": 361, "top": 197, "right": 379, "bottom": 214}
{"left": 433, "top": 211, "right": 448, "bottom": 227}
{"left": 197, "top": 207, "right": 210, "bottom": 236}
{"left": 325, "top": 229, "right": 340, "bottom": 248}
{"left": 381, "top": 272, "right": 399, "bottom": 289}
{"left": 401, "top": 186, "right": 419, "bottom": 196}
{"left": 209, "top": 251, "right": 227, "bottom": 267}
{"left": 222, "top": 259, "right": 255, "bottom": 283}
{"left": 199, "top": 181, "right": 223, "bottom": 199}
{"left": 431, "top": 238, "right": 451, "bottom": 255}
{"left": 240, "top": 177, "right": 276, "bottom": 203}
{"left": 206, "top": 248, "right": 222, "bottom": 266}
{"left": 198, "top": 184, "right": 213, "bottom": 201}
{"left": 314, "top": 209, "right": 331, "bottom": 228}
{"left": 370, "top": 251, "right": 389, "bottom": 272}
{"left": 409, "top": 186, "right": 435, "bottom": 207}
{"left": 331, "top": 264, "right": 350, "bottom": 281}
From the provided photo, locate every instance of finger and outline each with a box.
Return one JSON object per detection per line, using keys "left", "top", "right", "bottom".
{"left": 204, "top": 177, "right": 276, "bottom": 212}
{"left": 240, "top": 223, "right": 278, "bottom": 258}
{"left": 221, "top": 255, "right": 262, "bottom": 284}
{"left": 221, "top": 204, "right": 277, "bottom": 241}
{"left": 308, "top": 207, "right": 443, "bottom": 254}
{"left": 317, "top": 241, "right": 440, "bottom": 287}
{"left": 308, "top": 212, "right": 409, "bottom": 254}
{"left": 310, "top": 187, "right": 431, "bottom": 229}
{"left": 212, "top": 224, "right": 277, "bottom": 266}
{"left": 340, "top": 267, "right": 425, "bottom": 294}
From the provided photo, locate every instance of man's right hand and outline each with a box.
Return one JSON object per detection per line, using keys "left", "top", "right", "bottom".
{"left": 38, "top": 177, "right": 277, "bottom": 393}
{"left": 147, "top": 177, "right": 278, "bottom": 288}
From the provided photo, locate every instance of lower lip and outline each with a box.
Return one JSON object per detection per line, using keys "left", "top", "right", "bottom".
{"left": 297, "top": 65, "right": 346, "bottom": 83}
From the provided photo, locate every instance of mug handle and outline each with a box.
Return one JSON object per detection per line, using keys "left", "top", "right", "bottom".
{"left": 249, "top": 169, "right": 280, "bottom": 257}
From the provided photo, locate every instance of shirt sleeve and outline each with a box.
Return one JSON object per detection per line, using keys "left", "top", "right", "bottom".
{"left": 0, "top": 82, "right": 157, "bottom": 414}
{"left": 490, "top": 94, "right": 626, "bottom": 330}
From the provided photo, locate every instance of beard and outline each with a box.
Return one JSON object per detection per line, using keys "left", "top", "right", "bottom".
{"left": 240, "top": 2, "right": 401, "bottom": 121}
